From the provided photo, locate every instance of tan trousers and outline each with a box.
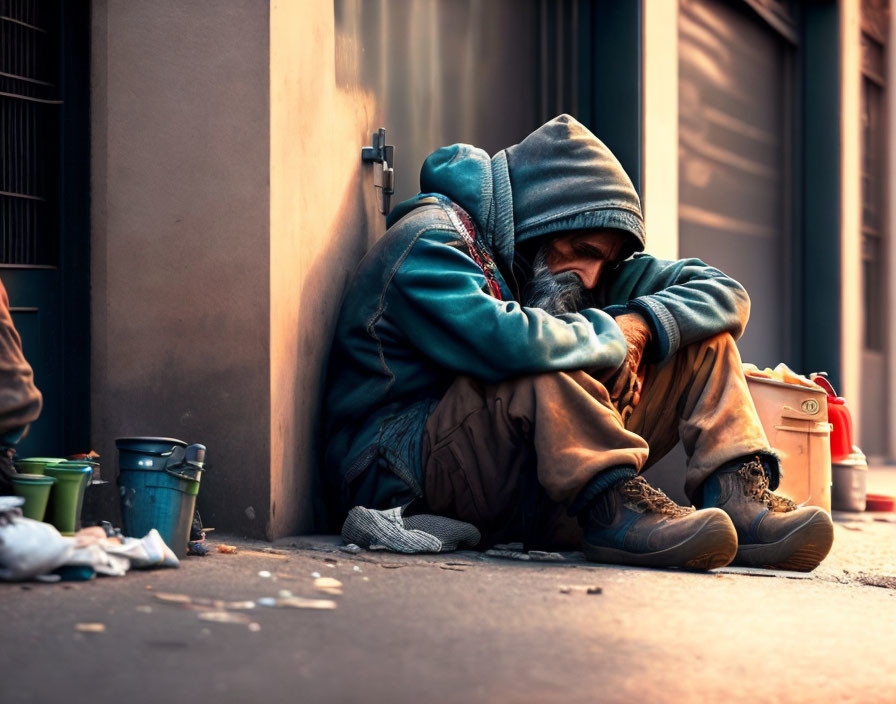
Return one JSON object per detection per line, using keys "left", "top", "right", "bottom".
{"left": 420, "top": 333, "right": 770, "bottom": 548}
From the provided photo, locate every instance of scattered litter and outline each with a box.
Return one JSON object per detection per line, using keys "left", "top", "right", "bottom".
{"left": 277, "top": 597, "right": 337, "bottom": 610}
{"left": 257, "top": 596, "right": 337, "bottom": 610}
{"left": 75, "top": 623, "right": 106, "bottom": 633}
{"left": 259, "top": 547, "right": 285, "bottom": 555}
{"left": 353, "top": 566, "right": 362, "bottom": 572}
{"left": 440, "top": 565, "right": 465, "bottom": 572}
{"left": 528, "top": 551, "right": 565, "bottom": 562}
{"left": 277, "top": 589, "right": 293, "bottom": 598}
{"left": 339, "top": 543, "right": 362, "bottom": 554}
{"left": 241, "top": 550, "right": 288, "bottom": 560}
{"left": 310, "top": 571, "right": 321, "bottom": 578}
{"left": 380, "top": 563, "right": 404, "bottom": 569}
{"left": 155, "top": 592, "right": 192, "bottom": 604}
{"left": 314, "top": 577, "right": 343, "bottom": 595}
{"left": 559, "top": 585, "right": 603, "bottom": 595}
{"left": 197, "top": 611, "right": 252, "bottom": 625}
{"left": 362, "top": 576, "right": 369, "bottom": 581}
{"left": 188, "top": 542, "right": 209, "bottom": 556}
{"left": 136, "top": 605, "right": 153, "bottom": 614}
{"left": 217, "top": 545, "right": 238, "bottom": 554}
{"left": 715, "top": 566, "right": 811, "bottom": 580}
{"left": 485, "top": 548, "right": 530, "bottom": 560}
{"left": 324, "top": 556, "right": 338, "bottom": 564}
{"left": 445, "top": 562, "right": 473, "bottom": 567}
{"left": 248, "top": 622, "right": 261, "bottom": 632}
{"left": 226, "top": 601, "right": 256, "bottom": 610}
{"left": 856, "top": 573, "right": 896, "bottom": 590}
{"left": 258, "top": 570, "right": 272, "bottom": 579}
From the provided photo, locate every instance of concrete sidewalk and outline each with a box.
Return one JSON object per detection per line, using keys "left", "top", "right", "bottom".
{"left": 3, "top": 474, "right": 896, "bottom": 704}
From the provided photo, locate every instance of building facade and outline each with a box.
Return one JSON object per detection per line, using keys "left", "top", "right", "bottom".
{"left": 0, "top": 0, "right": 891, "bottom": 537}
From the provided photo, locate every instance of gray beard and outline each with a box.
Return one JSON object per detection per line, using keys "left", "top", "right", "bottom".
{"left": 523, "top": 245, "right": 584, "bottom": 315}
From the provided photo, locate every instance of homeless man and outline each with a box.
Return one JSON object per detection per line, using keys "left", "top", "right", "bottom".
{"left": 324, "top": 114, "right": 834, "bottom": 572}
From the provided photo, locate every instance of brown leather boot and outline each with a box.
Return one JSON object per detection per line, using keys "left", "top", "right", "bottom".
{"left": 701, "top": 457, "right": 834, "bottom": 572}
{"left": 580, "top": 475, "right": 738, "bottom": 570}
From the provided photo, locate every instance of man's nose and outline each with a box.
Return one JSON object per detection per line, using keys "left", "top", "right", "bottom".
{"left": 579, "top": 261, "right": 604, "bottom": 289}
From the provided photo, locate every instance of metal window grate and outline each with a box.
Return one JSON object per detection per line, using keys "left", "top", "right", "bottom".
{"left": 0, "top": 0, "right": 61, "bottom": 266}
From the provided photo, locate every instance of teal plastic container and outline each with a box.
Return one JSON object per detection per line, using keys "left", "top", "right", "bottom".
{"left": 116, "top": 437, "right": 205, "bottom": 558}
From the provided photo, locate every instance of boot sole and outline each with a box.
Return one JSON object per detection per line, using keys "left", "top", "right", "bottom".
{"left": 734, "top": 509, "right": 834, "bottom": 572}
{"left": 582, "top": 512, "right": 738, "bottom": 571}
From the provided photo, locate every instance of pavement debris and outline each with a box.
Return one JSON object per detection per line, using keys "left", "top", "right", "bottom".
{"left": 559, "top": 585, "right": 603, "bottom": 595}
{"left": 715, "top": 566, "right": 811, "bottom": 580}
{"left": 440, "top": 565, "right": 465, "bottom": 571}
{"left": 217, "top": 544, "right": 238, "bottom": 554}
{"left": 258, "top": 596, "right": 337, "bottom": 610}
{"left": 75, "top": 622, "right": 106, "bottom": 633}
{"left": 855, "top": 573, "right": 896, "bottom": 590}
{"left": 339, "top": 543, "right": 362, "bottom": 554}
{"left": 153, "top": 592, "right": 256, "bottom": 610}
{"left": 188, "top": 541, "right": 210, "bottom": 556}
{"left": 197, "top": 611, "right": 252, "bottom": 625}
{"left": 484, "top": 548, "right": 530, "bottom": 560}
{"left": 154, "top": 592, "right": 191, "bottom": 604}
{"left": 258, "top": 570, "right": 273, "bottom": 578}
{"left": 485, "top": 544, "right": 567, "bottom": 562}
{"left": 314, "top": 577, "right": 343, "bottom": 595}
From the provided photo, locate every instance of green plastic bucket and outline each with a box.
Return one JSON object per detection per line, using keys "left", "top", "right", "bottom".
{"left": 44, "top": 464, "right": 92, "bottom": 535}
{"left": 14, "top": 457, "right": 66, "bottom": 476}
{"left": 116, "top": 437, "right": 204, "bottom": 558}
{"left": 11, "top": 473, "right": 56, "bottom": 521}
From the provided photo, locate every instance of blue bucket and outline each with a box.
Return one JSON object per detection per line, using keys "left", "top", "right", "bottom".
{"left": 116, "top": 437, "right": 205, "bottom": 558}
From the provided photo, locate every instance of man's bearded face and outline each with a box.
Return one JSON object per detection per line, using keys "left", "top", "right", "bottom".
{"left": 523, "top": 229, "right": 629, "bottom": 314}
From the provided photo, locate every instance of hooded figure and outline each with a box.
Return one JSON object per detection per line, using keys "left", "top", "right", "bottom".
{"left": 324, "top": 115, "right": 833, "bottom": 572}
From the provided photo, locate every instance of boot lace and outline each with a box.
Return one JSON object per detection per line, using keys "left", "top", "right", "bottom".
{"left": 620, "top": 476, "right": 693, "bottom": 517}
{"left": 736, "top": 458, "right": 797, "bottom": 513}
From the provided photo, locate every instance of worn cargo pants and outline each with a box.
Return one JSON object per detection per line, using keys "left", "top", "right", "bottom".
{"left": 420, "top": 333, "right": 770, "bottom": 549}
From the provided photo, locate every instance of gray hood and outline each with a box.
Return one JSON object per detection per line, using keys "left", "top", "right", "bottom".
{"left": 501, "top": 114, "right": 645, "bottom": 252}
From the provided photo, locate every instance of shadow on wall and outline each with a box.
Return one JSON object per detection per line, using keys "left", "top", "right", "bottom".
{"left": 294, "top": 156, "right": 382, "bottom": 533}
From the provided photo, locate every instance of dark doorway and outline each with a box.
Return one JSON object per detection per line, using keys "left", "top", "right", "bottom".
{"left": 0, "top": 0, "right": 90, "bottom": 456}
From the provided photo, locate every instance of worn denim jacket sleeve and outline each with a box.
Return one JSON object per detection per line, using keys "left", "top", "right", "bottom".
{"left": 389, "top": 230, "right": 627, "bottom": 383}
{"left": 603, "top": 254, "right": 751, "bottom": 364}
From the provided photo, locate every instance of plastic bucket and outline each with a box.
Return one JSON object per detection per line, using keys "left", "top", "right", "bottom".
{"left": 43, "top": 464, "right": 92, "bottom": 535}
{"left": 118, "top": 465, "right": 200, "bottom": 558}
{"left": 14, "top": 457, "right": 65, "bottom": 476}
{"left": 116, "top": 437, "right": 202, "bottom": 558}
{"left": 745, "top": 375, "right": 832, "bottom": 512}
{"left": 11, "top": 473, "right": 56, "bottom": 520}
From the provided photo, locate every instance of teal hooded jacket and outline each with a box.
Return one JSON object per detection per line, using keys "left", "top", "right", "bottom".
{"left": 323, "top": 115, "right": 750, "bottom": 515}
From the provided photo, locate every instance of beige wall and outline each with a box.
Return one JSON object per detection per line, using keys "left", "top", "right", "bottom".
{"left": 840, "top": 0, "right": 863, "bottom": 436}
{"left": 91, "top": 0, "right": 274, "bottom": 537}
{"left": 641, "top": 0, "right": 680, "bottom": 262}
{"left": 269, "top": 0, "right": 380, "bottom": 537}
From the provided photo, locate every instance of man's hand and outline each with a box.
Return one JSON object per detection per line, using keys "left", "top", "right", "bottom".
{"left": 607, "top": 312, "right": 652, "bottom": 412}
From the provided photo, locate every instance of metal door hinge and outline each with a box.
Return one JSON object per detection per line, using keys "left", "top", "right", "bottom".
{"left": 361, "top": 128, "right": 395, "bottom": 216}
